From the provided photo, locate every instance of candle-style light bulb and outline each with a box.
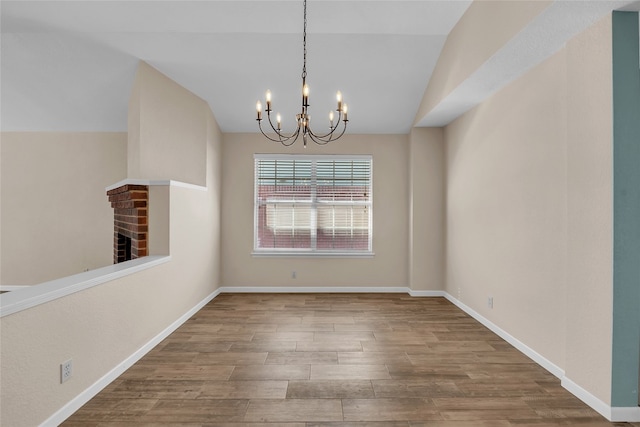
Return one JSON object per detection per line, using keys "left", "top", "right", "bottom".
{"left": 277, "top": 113, "right": 282, "bottom": 130}
{"left": 342, "top": 103, "right": 348, "bottom": 121}
{"left": 256, "top": 101, "right": 262, "bottom": 120}
{"left": 336, "top": 91, "right": 343, "bottom": 111}
{"left": 329, "top": 111, "right": 334, "bottom": 122}
{"left": 265, "top": 90, "right": 272, "bottom": 111}
{"left": 302, "top": 84, "right": 309, "bottom": 107}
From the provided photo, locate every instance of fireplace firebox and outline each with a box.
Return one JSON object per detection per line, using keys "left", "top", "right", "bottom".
{"left": 107, "top": 184, "right": 148, "bottom": 264}
{"left": 116, "top": 233, "right": 132, "bottom": 263}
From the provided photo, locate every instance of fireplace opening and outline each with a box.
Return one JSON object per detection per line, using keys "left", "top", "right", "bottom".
{"left": 108, "top": 184, "right": 148, "bottom": 264}
{"left": 117, "top": 233, "right": 132, "bottom": 263}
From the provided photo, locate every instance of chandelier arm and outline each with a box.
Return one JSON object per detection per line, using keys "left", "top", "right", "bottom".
{"left": 309, "top": 111, "right": 348, "bottom": 141}
{"left": 308, "top": 120, "right": 347, "bottom": 144}
{"left": 306, "top": 126, "right": 336, "bottom": 142}
{"left": 257, "top": 121, "right": 284, "bottom": 143}
{"left": 258, "top": 120, "right": 301, "bottom": 145}
{"left": 306, "top": 132, "right": 331, "bottom": 145}
{"left": 309, "top": 110, "right": 346, "bottom": 140}
{"left": 280, "top": 128, "right": 302, "bottom": 146}
{"left": 331, "top": 121, "right": 348, "bottom": 141}
{"left": 264, "top": 109, "right": 300, "bottom": 141}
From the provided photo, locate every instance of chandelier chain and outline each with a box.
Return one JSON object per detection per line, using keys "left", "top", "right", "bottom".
{"left": 255, "top": 0, "right": 347, "bottom": 146}
{"left": 302, "top": 0, "right": 307, "bottom": 80}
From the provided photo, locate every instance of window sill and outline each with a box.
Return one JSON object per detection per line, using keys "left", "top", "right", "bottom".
{"left": 251, "top": 251, "right": 374, "bottom": 258}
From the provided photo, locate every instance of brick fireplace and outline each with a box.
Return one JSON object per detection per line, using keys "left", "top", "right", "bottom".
{"left": 107, "top": 184, "right": 148, "bottom": 263}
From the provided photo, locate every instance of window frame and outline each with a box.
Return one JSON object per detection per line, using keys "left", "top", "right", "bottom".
{"left": 252, "top": 153, "right": 374, "bottom": 258}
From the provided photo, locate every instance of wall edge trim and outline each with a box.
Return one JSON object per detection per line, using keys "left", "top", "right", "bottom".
{"left": 41, "top": 287, "right": 223, "bottom": 427}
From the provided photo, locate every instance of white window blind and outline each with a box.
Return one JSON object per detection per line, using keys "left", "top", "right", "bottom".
{"left": 254, "top": 154, "right": 372, "bottom": 254}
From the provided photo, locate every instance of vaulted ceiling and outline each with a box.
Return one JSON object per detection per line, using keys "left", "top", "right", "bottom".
{"left": 2, "top": 1, "right": 639, "bottom": 134}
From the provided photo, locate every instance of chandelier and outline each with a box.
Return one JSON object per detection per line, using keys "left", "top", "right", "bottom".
{"left": 255, "top": 0, "right": 348, "bottom": 147}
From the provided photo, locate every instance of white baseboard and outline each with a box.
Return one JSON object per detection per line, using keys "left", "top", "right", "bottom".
{"left": 42, "top": 287, "right": 222, "bottom": 427}
{"left": 561, "top": 377, "right": 611, "bottom": 420}
{"left": 610, "top": 406, "right": 640, "bottom": 422}
{"left": 44, "top": 286, "right": 640, "bottom": 424}
{"left": 409, "top": 290, "right": 446, "bottom": 297}
{"left": 443, "top": 292, "right": 640, "bottom": 423}
{"left": 442, "top": 292, "right": 565, "bottom": 379}
{"left": 218, "top": 286, "right": 411, "bottom": 294}
{"left": 562, "top": 377, "right": 640, "bottom": 422}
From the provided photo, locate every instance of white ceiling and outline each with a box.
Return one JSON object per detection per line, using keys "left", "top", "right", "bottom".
{"left": 0, "top": 0, "right": 471, "bottom": 133}
{"left": 1, "top": 1, "right": 639, "bottom": 134}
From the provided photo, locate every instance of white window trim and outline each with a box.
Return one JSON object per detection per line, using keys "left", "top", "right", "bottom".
{"left": 253, "top": 153, "right": 373, "bottom": 257}
{"left": 251, "top": 250, "right": 375, "bottom": 258}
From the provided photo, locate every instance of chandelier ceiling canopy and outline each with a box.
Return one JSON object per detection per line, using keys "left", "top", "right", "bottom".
{"left": 255, "top": 0, "right": 348, "bottom": 147}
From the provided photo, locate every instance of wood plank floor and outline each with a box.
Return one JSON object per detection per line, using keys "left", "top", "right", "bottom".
{"left": 63, "top": 293, "right": 639, "bottom": 426}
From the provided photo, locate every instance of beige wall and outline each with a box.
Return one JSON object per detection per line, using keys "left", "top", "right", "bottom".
{"left": 0, "top": 185, "right": 220, "bottom": 427}
{"left": 128, "top": 62, "right": 208, "bottom": 187}
{"left": 409, "top": 128, "right": 445, "bottom": 291}
{"left": 206, "top": 108, "right": 223, "bottom": 284}
{"left": 443, "top": 14, "right": 614, "bottom": 403}
{"left": 564, "top": 15, "right": 613, "bottom": 404}
{"left": 0, "top": 11, "right": 621, "bottom": 426}
{"left": 0, "top": 63, "right": 223, "bottom": 427}
{"left": 0, "top": 132, "right": 127, "bottom": 285}
{"left": 221, "top": 133, "right": 410, "bottom": 288}
{"left": 445, "top": 46, "right": 568, "bottom": 369}
{"left": 128, "top": 67, "right": 142, "bottom": 183}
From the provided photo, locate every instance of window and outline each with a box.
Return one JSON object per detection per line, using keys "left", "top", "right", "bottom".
{"left": 254, "top": 154, "right": 373, "bottom": 256}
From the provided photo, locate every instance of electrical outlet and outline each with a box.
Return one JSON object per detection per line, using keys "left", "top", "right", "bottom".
{"left": 487, "top": 297, "right": 494, "bottom": 309}
{"left": 61, "top": 359, "right": 73, "bottom": 383}
{"left": 292, "top": 271, "right": 297, "bottom": 279}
